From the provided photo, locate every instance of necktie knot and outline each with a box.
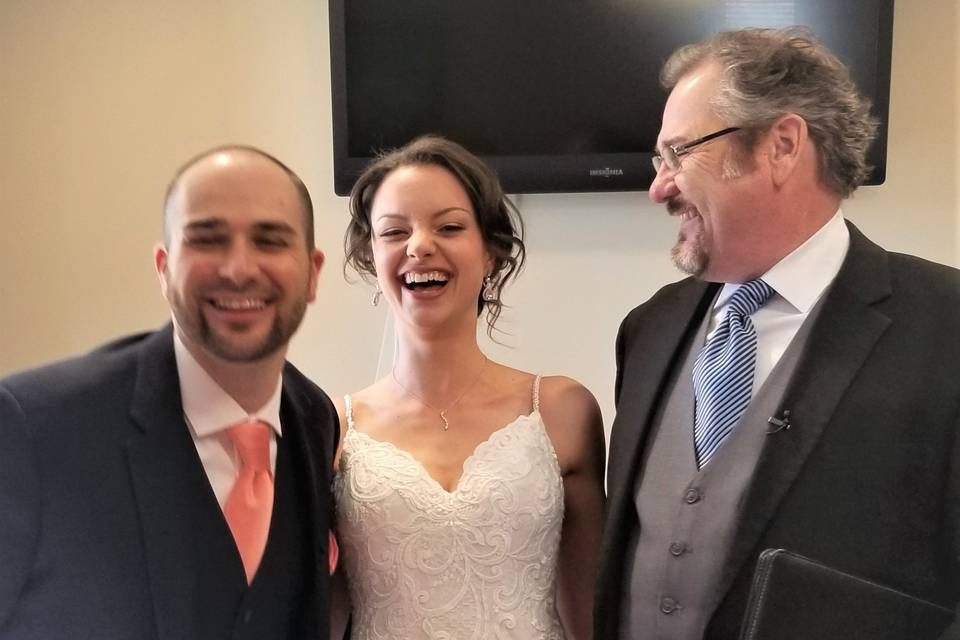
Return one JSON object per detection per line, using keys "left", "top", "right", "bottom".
{"left": 727, "top": 279, "right": 774, "bottom": 318}
{"left": 228, "top": 420, "right": 271, "bottom": 472}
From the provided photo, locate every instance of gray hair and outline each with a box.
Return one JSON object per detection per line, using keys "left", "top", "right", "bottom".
{"left": 662, "top": 27, "right": 878, "bottom": 197}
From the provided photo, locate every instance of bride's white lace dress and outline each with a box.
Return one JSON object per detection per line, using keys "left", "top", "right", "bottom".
{"left": 334, "top": 377, "right": 566, "bottom": 639}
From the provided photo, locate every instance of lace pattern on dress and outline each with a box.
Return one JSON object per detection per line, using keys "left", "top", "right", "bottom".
{"left": 336, "top": 376, "right": 565, "bottom": 639}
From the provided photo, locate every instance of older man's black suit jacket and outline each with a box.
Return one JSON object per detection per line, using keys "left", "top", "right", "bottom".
{"left": 595, "top": 223, "right": 960, "bottom": 639}
{"left": 0, "top": 325, "right": 338, "bottom": 639}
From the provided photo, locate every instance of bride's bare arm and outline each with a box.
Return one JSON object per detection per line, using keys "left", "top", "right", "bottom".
{"left": 329, "top": 565, "right": 351, "bottom": 640}
{"left": 540, "top": 376, "right": 607, "bottom": 640}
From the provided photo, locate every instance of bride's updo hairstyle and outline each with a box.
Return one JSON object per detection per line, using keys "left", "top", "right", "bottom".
{"left": 345, "top": 135, "right": 526, "bottom": 336}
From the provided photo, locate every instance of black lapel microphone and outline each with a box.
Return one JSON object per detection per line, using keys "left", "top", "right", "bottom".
{"left": 767, "top": 409, "right": 792, "bottom": 434}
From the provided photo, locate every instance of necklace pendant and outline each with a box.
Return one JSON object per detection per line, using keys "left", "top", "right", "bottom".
{"left": 392, "top": 356, "right": 487, "bottom": 433}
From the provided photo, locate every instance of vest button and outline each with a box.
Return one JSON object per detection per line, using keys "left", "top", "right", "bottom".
{"left": 660, "top": 596, "right": 681, "bottom": 614}
{"left": 669, "top": 541, "right": 687, "bottom": 556}
{"left": 684, "top": 488, "right": 702, "bottom": 504}
{"left": 242, "top": 610, "right": 253, "bottom": 624}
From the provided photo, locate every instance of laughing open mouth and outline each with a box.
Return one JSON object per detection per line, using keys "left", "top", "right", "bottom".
{"left": 402, "top": 270, "right": 450, "bottom": 290}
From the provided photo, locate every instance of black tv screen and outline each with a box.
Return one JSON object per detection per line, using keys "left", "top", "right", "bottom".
{"left": 329, "top": 0, "right": 893, "bottom": 195}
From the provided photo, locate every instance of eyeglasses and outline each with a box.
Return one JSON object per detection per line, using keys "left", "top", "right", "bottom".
{"left": 652, "top": 127, "right": 741, "bottom": 173}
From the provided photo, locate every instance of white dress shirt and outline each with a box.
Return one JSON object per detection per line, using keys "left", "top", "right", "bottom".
{"left": 706, "top": 209, "right": 850, "bottom": 396}
{"left": 173, "top": 334, "right": 283, "bottom": 509}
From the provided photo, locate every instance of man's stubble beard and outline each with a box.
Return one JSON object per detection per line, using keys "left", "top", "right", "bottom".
{"left": 198, "top": 305, "right": 303, "bottom": 362}
{"left": 170, "top": 288, "right": 309, "bottom": 364}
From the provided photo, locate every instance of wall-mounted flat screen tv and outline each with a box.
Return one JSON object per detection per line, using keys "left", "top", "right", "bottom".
{"left": 329, "top": 0, "right": 893, "bottom": 195}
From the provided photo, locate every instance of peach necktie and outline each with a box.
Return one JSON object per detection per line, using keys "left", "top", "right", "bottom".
{"left": 224, "top": 420, "right": 274, "bottom": 584}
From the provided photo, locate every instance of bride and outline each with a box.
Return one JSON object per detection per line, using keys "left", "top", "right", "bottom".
{"left": 332, "top": 136, "right": 605, "bottom": 639}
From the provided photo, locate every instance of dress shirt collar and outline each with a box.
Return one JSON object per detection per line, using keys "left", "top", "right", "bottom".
{"left": 714, "top": 209, "right": 849, "bottom": 312}
{"left": 173, "top": 333, "right": 283, "bottom": 439}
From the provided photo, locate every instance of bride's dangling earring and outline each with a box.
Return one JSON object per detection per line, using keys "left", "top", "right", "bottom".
{"left": 482, "top": 276, "right": 497, "bottom": 303}
{"left": 482, "top": 275, "right": 497, "bottom": 302}
{"left": 372, "top": 283, "right": 382, "bottom": 307}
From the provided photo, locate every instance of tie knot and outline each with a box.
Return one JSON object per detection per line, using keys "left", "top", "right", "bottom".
{"left": 228, "top": 420, "right": 271, "bottom": 471}
{"left": 727, "top": 279, "right": 774, "bottom": 317}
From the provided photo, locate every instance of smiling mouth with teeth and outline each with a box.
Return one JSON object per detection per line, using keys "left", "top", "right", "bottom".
{"left": 211, "top": 298, "right": 268, "bottom": 310}
{"left": 402, "top": 271, "right": 450, "bottom": 290}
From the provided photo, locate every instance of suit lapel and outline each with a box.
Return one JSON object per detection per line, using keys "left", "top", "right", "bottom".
{"left": 598, "top": 277, "right": 718, "bottom": 631}
{"left": 125, "top": 325, "right": 234, "bottom": 640}
{"left": 606, "top": 279, "right": 717, "bottom": 522}
{"left": 278, "top": 368, "right": 331, "bottom": 637}
{"left": 717, "top": 223, "right": 893, "bottom": 598}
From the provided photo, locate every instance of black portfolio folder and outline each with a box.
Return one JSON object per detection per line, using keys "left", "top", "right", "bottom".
{"left": 739, "top": 548, "right": 953, "bottom": 640}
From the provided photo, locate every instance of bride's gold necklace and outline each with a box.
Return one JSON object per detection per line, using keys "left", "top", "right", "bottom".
{"left": 391, "top": 357, "right": 488, "bottom": 431}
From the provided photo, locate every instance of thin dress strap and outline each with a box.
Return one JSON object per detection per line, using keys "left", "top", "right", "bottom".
{"left": 532, "top": 375, "right": 542, "bottom": 413}
{"left": 343, "top": 394, "right": 355, "bottom": 431}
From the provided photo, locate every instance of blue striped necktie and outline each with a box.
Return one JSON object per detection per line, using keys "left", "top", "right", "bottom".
{"left": 693, "top": 279, "right": 774, "bottom": 468}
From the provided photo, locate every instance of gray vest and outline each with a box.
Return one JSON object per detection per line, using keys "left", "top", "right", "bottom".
{"left": 619, "top": 299, "right": 818, "bottom": 640}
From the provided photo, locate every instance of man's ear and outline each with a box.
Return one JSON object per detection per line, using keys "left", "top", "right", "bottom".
{"left": 307, "top": 249, "right": 325, "bottom": 302}
{"left": 154, "top": 243, "right": 169, "bottom": 296}
{"left": 767, "top": 113, "right": 807, "bottom": 187}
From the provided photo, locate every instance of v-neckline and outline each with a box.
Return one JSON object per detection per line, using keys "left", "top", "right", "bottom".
{"left": 346, "top": 411, "right": 540, "bottom": 495}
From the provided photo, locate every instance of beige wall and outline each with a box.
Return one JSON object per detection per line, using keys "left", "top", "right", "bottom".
{"left": 1, "top": 1, "right": 957, "bottom": 431}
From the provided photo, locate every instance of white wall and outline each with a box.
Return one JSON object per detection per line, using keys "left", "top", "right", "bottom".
{"left": 1, "top": 0, "right": 957, "bottom": 433}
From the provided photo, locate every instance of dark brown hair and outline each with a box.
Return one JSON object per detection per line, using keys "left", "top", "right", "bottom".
{"left": 345, "top": 135, "right": 525, "bottom": 336}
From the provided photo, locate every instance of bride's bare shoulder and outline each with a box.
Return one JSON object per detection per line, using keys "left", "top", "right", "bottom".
{"left": 537, "top": 375, "right": 605, "bottom": 474}
{"left": 333, "top": 378, "right": 394, "bottom": 468}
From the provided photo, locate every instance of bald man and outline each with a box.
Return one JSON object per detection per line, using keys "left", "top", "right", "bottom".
{"left": 0, "top": 146, "right": 338, "bottom": 640}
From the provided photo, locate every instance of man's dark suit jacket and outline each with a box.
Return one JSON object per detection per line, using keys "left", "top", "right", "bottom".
{"left": 0, "top": 325, "right": 338, "bottom": 639}
{"left": 595, "top": 223, "right": 960, "bottom": 639}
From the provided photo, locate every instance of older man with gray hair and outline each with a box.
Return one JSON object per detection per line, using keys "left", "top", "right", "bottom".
{"left": 597, "top": 27, "right": 960, "bottom": 639}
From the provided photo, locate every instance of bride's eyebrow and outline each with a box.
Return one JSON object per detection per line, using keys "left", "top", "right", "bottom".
{"left": 432, "top": 207, "right": 472, "bottom": 218}
{"left": 374, "top": 207, "right": 472, "bottom": 222}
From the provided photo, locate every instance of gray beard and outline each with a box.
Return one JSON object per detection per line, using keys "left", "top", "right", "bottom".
{"left": 671, "top": 235, "right": 708, "bottom": 277}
